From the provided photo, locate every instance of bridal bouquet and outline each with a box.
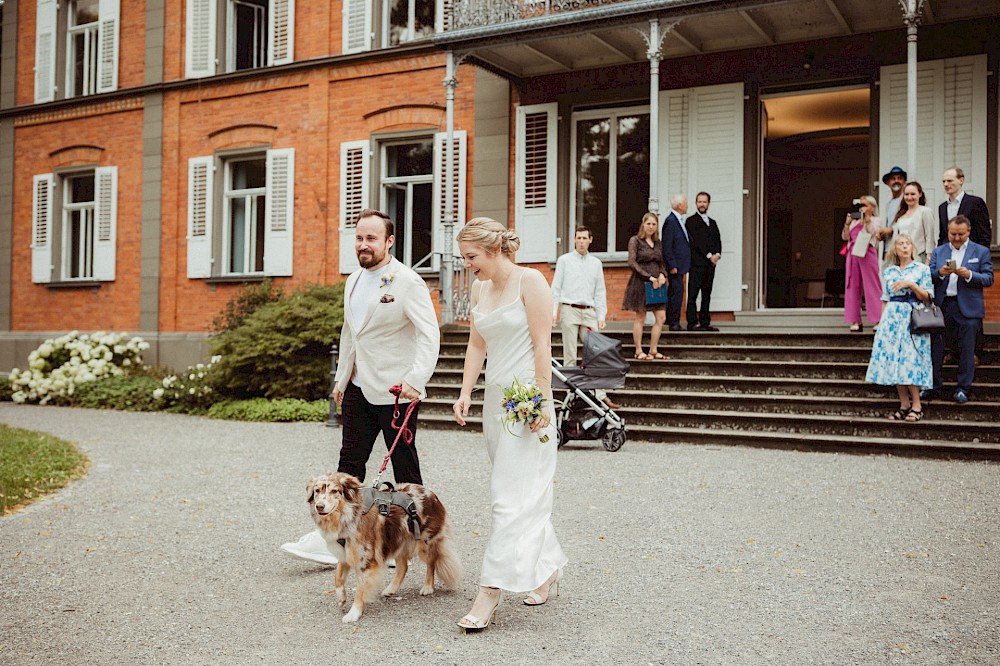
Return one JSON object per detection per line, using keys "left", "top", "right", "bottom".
{"left": 500, "top": 377, "right": 551, "bottom": 443}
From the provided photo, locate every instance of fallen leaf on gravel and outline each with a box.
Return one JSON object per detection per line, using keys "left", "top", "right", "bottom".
{"left": 938, "top": 596, "right": 948, "bottom": 601}
{"left": 433, "top": 646, "right": 442, "bottom": 650}
{"left": 745, "top": 539, "right": 755, "bottom": 544}
{"left": 597, "top": 535, "right": 605, "bottom": 542}
{"left": 791, "top": 569, "right": 806, "bottom": 575}
{"left": 896, "top": 643, "right": 912, "bottom": 654}
{"left": 901, "top": 552, "right": 929, "bottom": 559}
{"left": 730, "top": 567, "right": 744, "bottom": 573}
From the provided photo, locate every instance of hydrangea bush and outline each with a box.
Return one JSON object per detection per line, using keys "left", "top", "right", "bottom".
{"left": 152, "top": 356, "right": 221, "bottom": 412}
{"left": 9, "top": 331, "right": 149, "bottom": 404}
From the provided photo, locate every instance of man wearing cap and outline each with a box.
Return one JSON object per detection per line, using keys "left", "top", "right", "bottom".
{"left": 878, "top": 166, "right": 907, "bottom": 258}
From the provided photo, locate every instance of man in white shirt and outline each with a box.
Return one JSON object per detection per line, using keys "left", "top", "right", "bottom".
{"left": 552, "top": 226, "right": 618, "bottom": 409}
{"left": 281, "top": 209, "right": 440, "bottom": 565}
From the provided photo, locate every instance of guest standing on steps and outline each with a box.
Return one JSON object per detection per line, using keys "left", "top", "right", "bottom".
{"left": 622, "top": 212, "right": 668, "bottom": 361}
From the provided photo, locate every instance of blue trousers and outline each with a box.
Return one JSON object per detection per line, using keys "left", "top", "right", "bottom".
{"left": 930, "top": 297, "right": 980, "bottom": 392}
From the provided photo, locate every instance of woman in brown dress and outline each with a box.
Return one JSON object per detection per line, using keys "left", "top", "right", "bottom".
{"left": 624, "top": 212, "right": 668, "bottom": 360}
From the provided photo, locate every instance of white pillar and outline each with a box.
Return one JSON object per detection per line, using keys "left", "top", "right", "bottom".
{"left": 442, "top": 51, "right": 459, "bottom": 325}
{"left": 647, "top": 19, "right": 661, "bottom": 215}
{"left": 901, "top": 0, "right": 924, "bottom": 175}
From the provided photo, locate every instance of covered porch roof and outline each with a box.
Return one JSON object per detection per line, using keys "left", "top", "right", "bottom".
{"left": 434, "top": 0, "right": 993, "bottom": 79}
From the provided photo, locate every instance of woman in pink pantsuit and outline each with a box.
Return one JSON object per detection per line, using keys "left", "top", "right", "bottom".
{"left": 842, "top": 195, "right": 885, "bottom": 332}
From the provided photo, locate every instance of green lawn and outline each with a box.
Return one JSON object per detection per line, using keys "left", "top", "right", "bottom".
{"left": 0, "top": 424, "right": 89, "bottom": 515}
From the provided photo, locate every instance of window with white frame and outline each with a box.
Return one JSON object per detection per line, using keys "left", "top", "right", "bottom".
{"left": 186, "top": 0, "right": 294, "bottom": 79}
{"left": 338, "top": 132, "right": 466, "bottom": 274}
{"left": 571, "top": 107, "right": 650, "bottom": 256}
{"left": 343, "top": 0, "right": 445, "bottom": 53}
{"left": 31, "top": 167, "right": 118, "bottom": 284}
{"left": 187, "top": 148, "right": 294, "bottom": 278}
{"left": 34, "top": 0, "right": 120, "bottom": 103}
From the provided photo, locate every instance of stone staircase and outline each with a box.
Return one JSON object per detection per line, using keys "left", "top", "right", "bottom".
{"left": 419, "top": 325, "right": 1000, "bottom": 459}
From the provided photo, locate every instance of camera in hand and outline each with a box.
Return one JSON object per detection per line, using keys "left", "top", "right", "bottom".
{"left": 849, "top": 200, "right": 864, "bottom": 220}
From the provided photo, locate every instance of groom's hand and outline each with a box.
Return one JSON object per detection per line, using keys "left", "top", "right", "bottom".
{"left": 397, "top": 381, "right": 419, "bottom": 401}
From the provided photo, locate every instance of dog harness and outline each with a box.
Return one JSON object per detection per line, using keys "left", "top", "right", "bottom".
{"left": 360, "top": 483, "right": 422, "bottom": 540}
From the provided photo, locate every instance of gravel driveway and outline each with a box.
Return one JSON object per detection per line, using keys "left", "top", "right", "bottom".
{"left": 1, "top": 404, "right": 998, "bottom": 665}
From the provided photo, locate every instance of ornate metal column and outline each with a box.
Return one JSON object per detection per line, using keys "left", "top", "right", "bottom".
{"left": 442, "top": 51, "right": 461, "bottom": 325}
{"left": 637, "top": 19, "right": 676, "bottom": 215}
{"left": 900, "top": 0, "right": 926, "bottom": 175}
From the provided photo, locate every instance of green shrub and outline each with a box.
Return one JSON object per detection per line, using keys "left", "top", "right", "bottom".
{"left": 70, "top": 375, "right": 163, "bottom": 411}
{"left": 212, "top": 278, "right": 284, "bottom": 333}
{"left": 207, "top": 398, "right": 330, "bottom": 422}
{"left": 208, "top": 282, "right": 346, "bottom": 401}
{"left": 0, "top": 376, "right": 12, "bottom": 401}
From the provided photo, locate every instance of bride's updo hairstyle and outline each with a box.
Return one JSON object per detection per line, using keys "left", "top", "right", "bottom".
{"left": 456, "top": 217, "right": 520, "bottom": 259}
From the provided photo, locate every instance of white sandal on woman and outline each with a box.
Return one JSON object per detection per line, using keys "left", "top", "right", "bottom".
{"left": 457, "top": 588, "right": 502, "bottom": 633}
{"left": 523, "top": 569, "right": 563, "bottom": 606}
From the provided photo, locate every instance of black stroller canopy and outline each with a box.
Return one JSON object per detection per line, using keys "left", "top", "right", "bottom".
{"left": 579, "top": 329, "right": 630, "bottom": 377}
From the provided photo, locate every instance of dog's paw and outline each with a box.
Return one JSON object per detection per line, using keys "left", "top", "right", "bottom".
{"left": 380, "top": 584, "right": 400, "bottom": 598}
{"left": 342, "top": 606, "right": 363, "bottom": 624}
{"left": 419, "top": 584, "right": 435, "bottom": 596}
{"left": 335, "top": 587, "right": 347, "bottom": 607}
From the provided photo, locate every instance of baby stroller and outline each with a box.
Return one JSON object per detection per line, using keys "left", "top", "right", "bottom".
{"left": 551, "top": 328, "right": 628, "bottom": 452}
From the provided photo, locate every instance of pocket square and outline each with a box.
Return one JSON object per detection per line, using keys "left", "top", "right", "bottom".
{"left": 379, "top": 294, "right": 395, "bottom": 303}
{"left": 968, "top": 258, "right": 979, "bottom": 263}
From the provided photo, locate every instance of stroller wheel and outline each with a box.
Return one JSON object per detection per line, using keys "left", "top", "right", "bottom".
{"left": 556, "top": 427, "right": 566, "bottom": 449}
{"left": 602, "top": 428, "right": 626, "bottom": 452}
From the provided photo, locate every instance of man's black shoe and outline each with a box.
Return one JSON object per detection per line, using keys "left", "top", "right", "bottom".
{"left": 919, "top": 389, "right": 940, "bottom": 401}
{"left": 701, "top": 325, "right": 720, "bottom": 332}
{"left": 669, "top": 324, "right": 682, "bottom": 332}
{"left": 687, "top": 323, "right": 702, "bottom": 331}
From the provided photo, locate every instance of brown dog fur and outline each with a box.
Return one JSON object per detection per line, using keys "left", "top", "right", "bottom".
{"left": 307, "top": 472, "right": 462, "bottom": 623}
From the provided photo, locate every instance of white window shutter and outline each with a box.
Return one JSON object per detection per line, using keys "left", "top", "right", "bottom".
{"left": 31, "top": 174, "right": 54, "bottom": 283}
{"left": 268, "top": 0, "right": 295, "bottom": 66}
{"left": 96, "top": 0, "right": 120, "bottom": 93}
{"left": 879, "top": 55, "right": 987, "bottom": 206}
{"left": 662, "top": 83, "right": 744, "bottom": 312}
{"left": 34, "top": 0, "right": 58, "bottom": 103}
{"left": 187, "top": 156, "right": 214, "bottom": 278}
{"left": 342, "top": 0, "right": 372, "bottom": 54}
{"left": 93, "top": 166, "right": 118, "bottom": 281}
{"left": 264, "top": 148, "right": 295, "bottom": 276}
{"left": 186, "top": 0, "right": 217, "bottom": 79}
{"left": 515, "top": 103, "right": 558, "bottom": 263}
{"left": 432, "top": 130, "right": 467, "bottom": 265}
{"left": 436, "top": 0, "right": 452, "bottom": 32}
{"left": 339, "top": 140, "right": 370, "bottom": 274}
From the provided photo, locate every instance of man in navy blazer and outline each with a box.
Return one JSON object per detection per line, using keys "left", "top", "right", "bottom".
{"left": 924, "top": 215, "right": 994, "bottom": 403}
{"left": 937, "top": 167, "right": 992, "bottom": 247}
{"left": 662, "top": 194, "right": 691, "bottom": 332}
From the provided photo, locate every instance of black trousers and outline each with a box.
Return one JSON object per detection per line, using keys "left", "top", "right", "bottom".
{"left": 686, "top": 262, "right": 716, "bottom": 327}
{"left": 338, "top": 382, "right": 423, "bottom": 484}
{"left": 666, "top": 271, "right": 686, "bottom": 326}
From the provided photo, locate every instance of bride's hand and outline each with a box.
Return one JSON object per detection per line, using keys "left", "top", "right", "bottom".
{"left": 529, "top": 407, "right": 552, "bottom": 433}
{"left": 453, "top": 394, "right": 471, "bottom": 426}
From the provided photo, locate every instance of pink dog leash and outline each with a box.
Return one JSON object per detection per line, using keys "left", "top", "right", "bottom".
{"left": 370, "top": 384, "right": 419, "bottom": 489}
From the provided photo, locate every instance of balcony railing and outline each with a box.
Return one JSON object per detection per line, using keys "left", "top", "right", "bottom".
{"left": 450, "top": 0, "right": 627, "bottom": 31}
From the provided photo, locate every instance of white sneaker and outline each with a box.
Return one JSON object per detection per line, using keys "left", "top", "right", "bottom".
{"left": 280, "top": 529, "right": 338, "bottom": 565}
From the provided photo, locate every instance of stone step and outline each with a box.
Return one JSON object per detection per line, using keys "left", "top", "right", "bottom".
{"left": 412, "top": 412, "right": 999, "bottom": 460}
{"left": 418, "top": 389, "right": 1000, "bottom": 422}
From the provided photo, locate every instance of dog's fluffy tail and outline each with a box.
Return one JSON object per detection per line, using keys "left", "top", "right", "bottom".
{"left": 432, "top": 536, "right": 463, "bottom": 589}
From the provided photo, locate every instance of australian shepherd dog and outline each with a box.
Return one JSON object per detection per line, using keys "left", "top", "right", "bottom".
{"left": 307, "top": 472, "right": 462, "bottom": 623}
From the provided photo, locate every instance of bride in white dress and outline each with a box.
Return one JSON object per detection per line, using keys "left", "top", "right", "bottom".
{"left": 452, "top": 218, "right": 568, "bottom": 633}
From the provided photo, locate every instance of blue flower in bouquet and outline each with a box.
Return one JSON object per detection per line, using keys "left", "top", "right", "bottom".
{"left": 499, "top": 377, "right": 550, "bottom": 443}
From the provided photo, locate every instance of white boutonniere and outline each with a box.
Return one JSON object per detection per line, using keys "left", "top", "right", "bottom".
{"left": 380, "top": 273, "right": 396, "bottom": 288}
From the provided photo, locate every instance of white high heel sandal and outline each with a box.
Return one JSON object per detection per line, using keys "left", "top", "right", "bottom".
{"left": 457, "top": 589, "right": 502, "bottom": 633}
{"left": 523, "top": 569, "right": 562, "bottom": 606}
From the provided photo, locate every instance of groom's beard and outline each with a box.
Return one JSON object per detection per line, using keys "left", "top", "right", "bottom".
{"left": 357, "top": 248, "right": 387, "bottom": 268}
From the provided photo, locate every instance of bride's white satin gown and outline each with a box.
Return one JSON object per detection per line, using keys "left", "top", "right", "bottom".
{"left": 472, "top": 279, "right": 567, "bottom": 592}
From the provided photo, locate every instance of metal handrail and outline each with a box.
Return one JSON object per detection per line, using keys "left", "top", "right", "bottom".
{"left": 408, "top": 251, "right": 472, "bottom": 324}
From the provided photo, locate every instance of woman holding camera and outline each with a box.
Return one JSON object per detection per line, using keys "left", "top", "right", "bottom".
{"left": 842, "top": 195, "right": 885, "bottom": 332}
{"left": 865, "top": 234, "right": 934, "bottom": 421}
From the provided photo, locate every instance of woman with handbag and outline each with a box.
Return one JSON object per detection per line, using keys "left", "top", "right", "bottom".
{"left": 623, "top": 212, "right": 668, "bottom": 360}
{"left": 842, "top": 195, "right": 886, "bottom": 332}
{"left": 864, "top": 235, "right": 934, "bottom": 422}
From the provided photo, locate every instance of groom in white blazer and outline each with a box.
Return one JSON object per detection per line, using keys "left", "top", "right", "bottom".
{"left": 333, "top": 210, "right": 441, "bottom": 483}
{"left": 281, "top": 209, "right": 440, "bottom": 565}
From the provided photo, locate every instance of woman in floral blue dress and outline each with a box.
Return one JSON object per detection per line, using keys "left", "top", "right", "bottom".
{"left": 865, "top": 235, "right": 934, "bottom": 421}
